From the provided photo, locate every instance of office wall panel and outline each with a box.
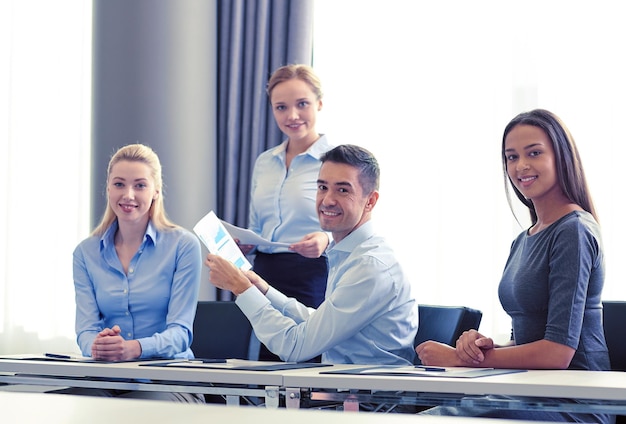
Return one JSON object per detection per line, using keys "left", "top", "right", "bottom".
{"left": 92, "top": 0, "right": 217, "bottom": 299}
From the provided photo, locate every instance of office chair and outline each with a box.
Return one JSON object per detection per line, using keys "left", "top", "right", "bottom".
{"left": 413, "top": 304, "right": 483, "bottom": 365}
{"left": 191, "top": 301, "right": 260, "bottom": 360}
{"left": 602, "top": 301, "right": 626, "bottom": 423}
{"left": 603, "top": 301, "right": 626, "bottom": 372}
{"left": 190, "top": 301, "right": 261, "bottom": 405}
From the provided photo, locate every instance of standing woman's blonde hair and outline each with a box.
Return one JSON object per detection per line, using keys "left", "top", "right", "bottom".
{"left": 266, "top": 64, "right": 323, "bottom": 100}
{"left": 92, "top": 144, "right": 177, "bottom": 236}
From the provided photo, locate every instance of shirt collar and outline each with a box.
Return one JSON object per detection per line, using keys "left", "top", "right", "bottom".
{"left": 271, "top": 134, "right": 331, "bottom": 160}
{"left": 328, "top": 220, "right": 375, "bottom": 253}
{"left": 99, "top": 219, "right": 157, "bottom": 251}
{"left": 271, "top": 140, "right": 289, "bottom": 159}
{"left": 144, "top": 221, "right": 157, "bottom": 245}
{"left": 307, "top": 134, "right": 332, "bottom": 159}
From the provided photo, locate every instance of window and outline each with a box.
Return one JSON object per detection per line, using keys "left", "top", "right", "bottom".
{"left": 0, "top": 0, "right": 92, "bottom": 354}
{"left": 313, "top": 0, "right": 626, "bottom": 340}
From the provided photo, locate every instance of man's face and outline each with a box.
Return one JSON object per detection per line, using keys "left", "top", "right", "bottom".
{"left": 316, "top": 161, "right": 375, "bottom": 243}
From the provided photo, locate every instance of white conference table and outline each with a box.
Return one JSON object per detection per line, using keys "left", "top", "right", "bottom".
{"left": 0, "top": 390, "right": 561, "bottom": 424}
{"left": 0, "top": 355, "right": 287, "bottom": 407}
{"left": 281, "top": 364, "right": 626, "bottom": 414}
{"left": 1, "top": 355, "right": 626, "bottom": 415}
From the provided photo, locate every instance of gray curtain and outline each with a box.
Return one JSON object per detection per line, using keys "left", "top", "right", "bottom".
{"left": 216, "top": 0, "right": 314, "bottom": 227}
{"left": 91, "top": 0, "right": 314, "bottom": 301}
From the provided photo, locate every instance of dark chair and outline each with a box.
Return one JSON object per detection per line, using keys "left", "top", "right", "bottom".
{"left": 413, "top": 304, "right": 483, "bottom": 364}
{"left": 603, "top": 301, "right": 626, "bottom": 372}
{"left": 191, "top": 301, "right": 260, "bottom": 360}
{"left": 602, "top": 301, "right": 626, "bottom": 423}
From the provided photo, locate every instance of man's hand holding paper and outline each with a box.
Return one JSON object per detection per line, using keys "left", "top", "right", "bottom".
{"left": 193, "top": 211, "right": 252, "bottom": 270}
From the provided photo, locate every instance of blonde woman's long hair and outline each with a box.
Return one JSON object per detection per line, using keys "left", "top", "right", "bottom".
{"left": 92, "top": 144, "right": 177, "bottom": 237}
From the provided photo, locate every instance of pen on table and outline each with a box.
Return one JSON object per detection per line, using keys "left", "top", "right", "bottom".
{"left": 45, "top": 353, "right": 73, "bottom": 359}
{"left": 186, "top": 358, "right": 227, "bottom": 364}
{"left": 415, "top": 366, "right": 446, "bottom": 372}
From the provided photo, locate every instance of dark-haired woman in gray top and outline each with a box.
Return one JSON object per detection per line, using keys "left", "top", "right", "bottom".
{"left": 416, "top": 109, "right": 611, "bottom": 423}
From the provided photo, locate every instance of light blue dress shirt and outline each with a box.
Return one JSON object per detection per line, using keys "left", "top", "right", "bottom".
{"left": 249, "top": 135, "right": 333, "bottom": 254}
{"left": 235, "top": 221, "right": 418, "bottom": 364}
{"left": 73, "top": 220, "right": 202, "bottom": 359}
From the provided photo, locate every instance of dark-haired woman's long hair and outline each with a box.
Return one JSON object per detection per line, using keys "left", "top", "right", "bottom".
{"left": 501, "top": 109, "right": 597, "bottom": 225}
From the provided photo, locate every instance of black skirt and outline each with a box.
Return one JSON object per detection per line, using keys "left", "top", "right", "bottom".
{"left": 253, "top": 252, "right": 328, "bottom": 308}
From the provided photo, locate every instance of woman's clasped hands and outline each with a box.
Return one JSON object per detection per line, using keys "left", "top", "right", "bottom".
{"left": 416, "top": 329, "right": 495, "bottom": 367}
{"left": 91, "top": 325, "right": 142, "bottom": 362}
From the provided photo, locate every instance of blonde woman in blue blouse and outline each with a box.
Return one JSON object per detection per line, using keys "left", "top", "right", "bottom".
{"left": 71, "top": 144, "right": 203, "bottom": 402}
{"left": 245, "top": 64, "right": 334, "bottom": 310}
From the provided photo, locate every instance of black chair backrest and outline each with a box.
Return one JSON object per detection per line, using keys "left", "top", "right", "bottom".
{"left": 190, "top": 301, "right": 259, "bottom": 360}
{"left": 603, "top": 300, "right": 626, "bottom": 371}
{"left": 413, "top": 304, "right": 482, "bottom": 364}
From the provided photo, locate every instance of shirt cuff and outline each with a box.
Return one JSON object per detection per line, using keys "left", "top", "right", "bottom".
{"left": 136, "top": 338, "right": 153, "bottom": 358}
{"left": 265, "top": 285, "right": 290, "bottom": 307}
{"left": 236, "top": 285, "right": 271, "bottom": 315}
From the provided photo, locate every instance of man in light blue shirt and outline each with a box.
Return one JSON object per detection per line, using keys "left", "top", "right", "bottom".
{"left": 206, "top": 144, "right": 418, "bottom": 364}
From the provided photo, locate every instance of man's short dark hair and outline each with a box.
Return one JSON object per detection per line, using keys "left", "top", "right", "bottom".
{"left": 320, "top": 144, "right": 380, "bottom": 194}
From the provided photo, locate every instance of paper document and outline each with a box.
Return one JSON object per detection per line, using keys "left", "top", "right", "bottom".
{"left": 220, "top": 220, "right": 289, "bottom": 248}
{"left": 140, "top": 359, "right": 332, "bottom": 371}
{"left": 0, "top": 354, "right": 173, "bottom": 364}
{"left": 193, "top": 211, "right": 252, "bottom": 270}
{"left": 320, "top": 366, "right": 526, "bottom": 378}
